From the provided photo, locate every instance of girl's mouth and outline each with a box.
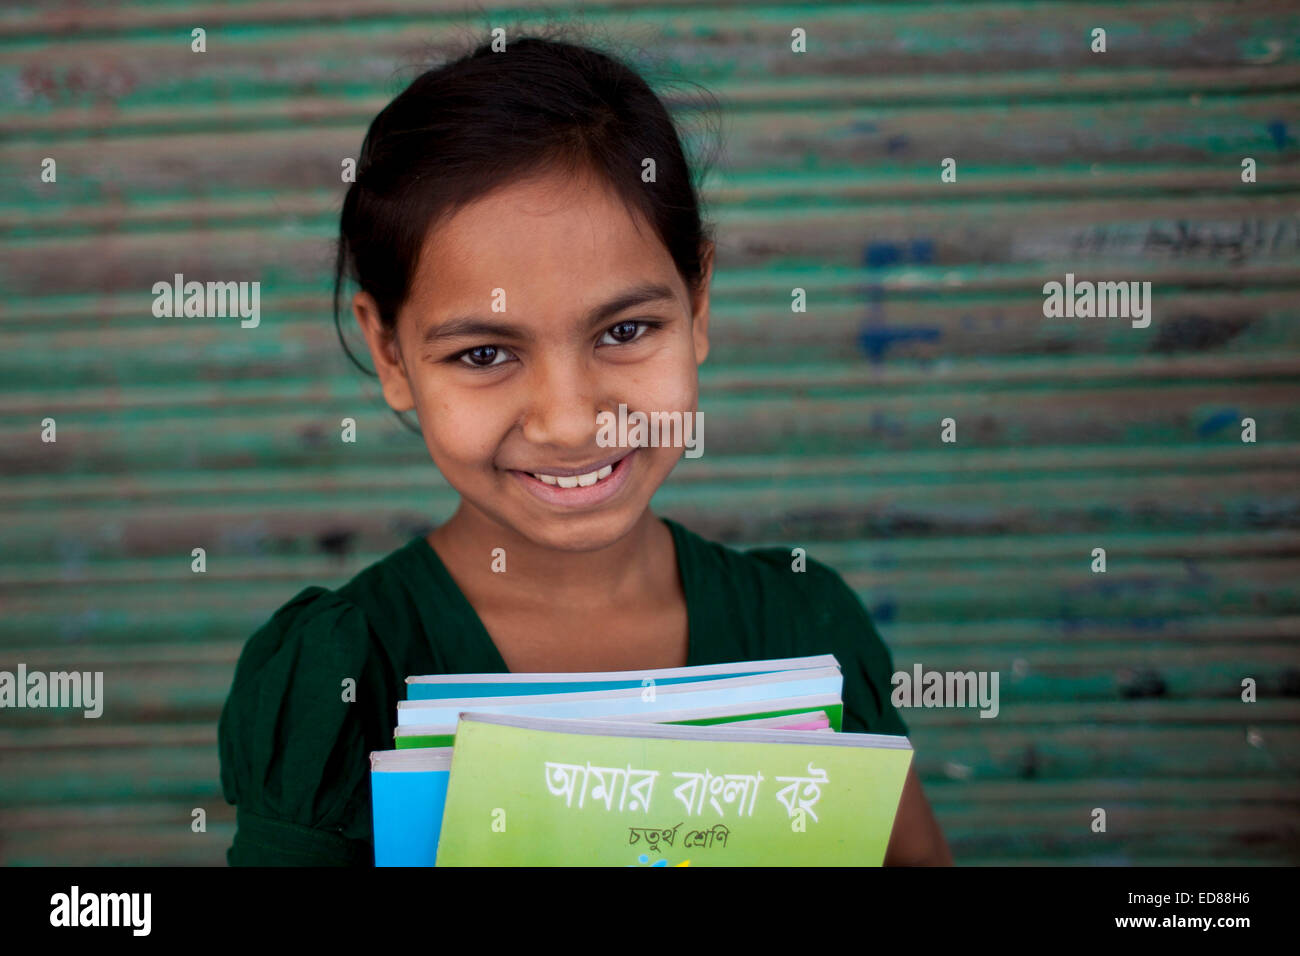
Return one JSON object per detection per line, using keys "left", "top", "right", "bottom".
{"left": 508, "top": 448, "right": 637, "bottom": 509}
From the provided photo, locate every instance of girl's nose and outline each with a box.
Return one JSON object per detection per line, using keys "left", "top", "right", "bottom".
{"left": 519, "top": 360, "right": 604, "bottom": 450}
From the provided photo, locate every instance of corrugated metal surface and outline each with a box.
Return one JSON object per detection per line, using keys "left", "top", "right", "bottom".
{"left": 2, "top": 1, "right": 1298, "bottom": 865}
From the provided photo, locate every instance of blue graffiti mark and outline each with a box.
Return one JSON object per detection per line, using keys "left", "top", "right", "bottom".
{"left": 863, "top": 238, "right": 936, "bottom": 269}
{"left": 865, "top": 242, "right": 901, "bottom": 268}
{"left": 854, "top": 281, "right": 888, "bottom": 326}
{"left": 857, "top": 323, "right": 942, "bottom": 362}
{"left": 1196, "top": 408, "right": 1239, "bottom": 436}
{"left": 1266, "top": 119, "right": 1289, "bottom": 150}
{"left": 885, "top": 134, "right": 909, "bottom": 154}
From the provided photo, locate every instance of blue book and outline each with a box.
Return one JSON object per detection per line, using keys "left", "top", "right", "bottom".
{"left": 395, "top": 668, "right": 843, "bottom": 728}
{"left": 394, "top": 690, "right": 846, "bottom": 748}
{"left": 369, "top": 748, "right": 452, "bottom": 866}
{"left": 404, "top": 654, "right": 839, "bottom": 700}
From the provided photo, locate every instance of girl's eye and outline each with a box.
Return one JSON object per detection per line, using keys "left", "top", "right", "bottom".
{"left": 456, "top": 344, "right": 513, "bottom": 368}
{"left": 600, "top": 320, "right": 658, "bottom": 346}
{"left": 452, "top": 321, "right": 661, "bottom": 368}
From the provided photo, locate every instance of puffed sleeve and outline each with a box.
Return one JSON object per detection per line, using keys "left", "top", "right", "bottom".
{"left": 803, "top": 559, "right": 910, "bottom": 737}
{"left": 218, "top": 586, "right": 387, "bottom": 866}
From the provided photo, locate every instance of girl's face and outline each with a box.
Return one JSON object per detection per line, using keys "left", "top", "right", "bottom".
{"left": 353, "top": 167, "right": 712, "bottom": 553}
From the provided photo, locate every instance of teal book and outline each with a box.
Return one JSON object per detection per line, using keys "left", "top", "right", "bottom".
{"left": 434, "top": 712, "right": 913, "bottom": 866}
{"left": 394, "top": 692, "right": 845, "bottom": 748}
{"left": 405, "top": 654, "right": 839, "bottom": 700}
{"left": 396, "top": 667, "right": 843, "bottom": 730}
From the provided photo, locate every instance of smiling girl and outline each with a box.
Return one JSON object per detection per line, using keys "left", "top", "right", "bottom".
{"left": 218, "top": 29, "right": 951, "bottom": 866}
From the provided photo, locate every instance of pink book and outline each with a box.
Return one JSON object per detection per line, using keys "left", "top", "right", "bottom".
{"left": 726, "top": 709, "right": 832, "bottom": 732}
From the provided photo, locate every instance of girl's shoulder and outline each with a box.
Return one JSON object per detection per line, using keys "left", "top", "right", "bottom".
{"left": 229, "top": 583, "right": 371, "bottom": 675}
{"left": 226, "top": 547, "right": 405, "bottom": 677}
{"left": 218, "top": 543, "right": 435, "bottom": 863}
{"left": 217, "top": 582, "right": 381, "bottom": 861}
{"left": 224, "top": 535, "right": 450, "bottom": 699}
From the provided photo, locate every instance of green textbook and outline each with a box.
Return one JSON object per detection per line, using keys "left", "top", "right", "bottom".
{"left": 435, "top": 711, "right": 913, "bottom": 866}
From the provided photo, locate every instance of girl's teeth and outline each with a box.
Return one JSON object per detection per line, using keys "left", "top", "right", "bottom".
{"left": 532, "top": 463, "right": 615, "bottom": 488}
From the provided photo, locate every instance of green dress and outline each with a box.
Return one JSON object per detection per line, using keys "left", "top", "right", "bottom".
{"left": 217, "top": 517, "right": 909, "bottom": 865}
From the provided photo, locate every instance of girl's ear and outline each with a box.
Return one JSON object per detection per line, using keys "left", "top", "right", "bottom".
{"left": 691, "top": 242, "right": 714, "bottom": 365}
{"left": 352, "top": 290, "right": 416, "bottom": 412}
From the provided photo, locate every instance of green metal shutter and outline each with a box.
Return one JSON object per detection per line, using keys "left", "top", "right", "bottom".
{"left": 1, "top": 1, "right": 1296, "bottom": 864}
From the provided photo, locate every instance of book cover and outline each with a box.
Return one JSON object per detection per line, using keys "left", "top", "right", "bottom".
{"left": 434, "top": 712, "right": 913, "bottom": 866}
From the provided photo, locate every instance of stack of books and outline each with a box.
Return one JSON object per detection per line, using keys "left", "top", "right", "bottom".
{"left": 369, "top": 655, "right": 913, "bottom": 866}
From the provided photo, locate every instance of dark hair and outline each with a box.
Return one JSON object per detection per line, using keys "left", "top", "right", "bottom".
{"left": 332, "top": 25, "right": 721, "bottom": 433}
